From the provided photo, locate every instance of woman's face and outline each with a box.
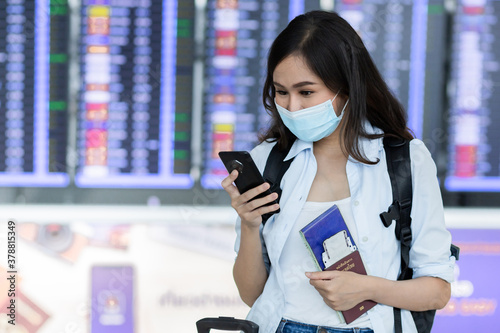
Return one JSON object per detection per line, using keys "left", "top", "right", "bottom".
{"left": 273, "top": 55, "right": 344, "bottom": 115}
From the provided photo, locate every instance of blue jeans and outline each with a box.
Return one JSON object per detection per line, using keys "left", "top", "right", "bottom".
{"left": 276, "top": 319, "right": 374, "bottom": 333}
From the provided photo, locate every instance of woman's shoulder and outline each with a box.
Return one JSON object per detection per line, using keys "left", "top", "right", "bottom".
{"left": 409, "top": 138, "right": 437, "bottom": 173}
{"left": 409, "top": 138, "right": 432, "bottom": 159}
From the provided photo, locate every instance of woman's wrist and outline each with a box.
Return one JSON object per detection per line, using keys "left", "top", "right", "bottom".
{"left": 240, "top": 220, "right": 262, "bottom": 233}
{"left": 363, "top": 275, "right": 389, "bottom": 303}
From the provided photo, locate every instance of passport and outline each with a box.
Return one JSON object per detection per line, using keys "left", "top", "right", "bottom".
{"left": 299, "top": 204, "right": 376, "bottom": 324}
{"left": 325, "top": 250, "right": 377, "bottom": 324}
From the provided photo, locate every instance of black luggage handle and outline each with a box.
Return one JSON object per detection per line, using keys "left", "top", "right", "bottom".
{"left": 196, "top": 317, "right": 259, "bottom": 333}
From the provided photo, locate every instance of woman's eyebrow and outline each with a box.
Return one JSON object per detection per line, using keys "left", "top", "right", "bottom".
{"left": 273, "top": 81, "right": 317, "bottom": 88}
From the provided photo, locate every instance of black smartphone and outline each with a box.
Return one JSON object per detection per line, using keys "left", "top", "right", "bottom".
{"left": 219, "top": 151, "right": 279, "bottom": 211}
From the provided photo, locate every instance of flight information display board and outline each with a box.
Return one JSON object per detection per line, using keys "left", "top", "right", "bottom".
{"left": 445, "top": 0, "right": 500, "bottom": 192}
{"left": 0, "top": 0, "right": 70, "bottom": 186}
{"left": 200, "top": 0, "right": 448, "bottom": 189}
{"left": 336, "top": 0, "right": 443, "bottom": 140}
{"left": 201, "top": 0, "right": 321, "bottom": 189}
{"left": 76, "top": 0, "right": 195, "bottom": 188}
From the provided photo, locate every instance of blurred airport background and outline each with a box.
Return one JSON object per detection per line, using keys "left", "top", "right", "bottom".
{"left": 0, "top": 0, "right": 499, "bottom": 332}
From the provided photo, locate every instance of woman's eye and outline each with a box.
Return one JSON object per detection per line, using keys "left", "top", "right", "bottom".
{"left": 276, "top": 90, "right": 287, "bottom": 96}
{"left": 300, "top": 91, "right": 313, "bottom": 96}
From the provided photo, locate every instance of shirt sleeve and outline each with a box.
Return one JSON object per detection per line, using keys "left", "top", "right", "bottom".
{"left": 408, "top": 139, "right": 455, "bottom": 282}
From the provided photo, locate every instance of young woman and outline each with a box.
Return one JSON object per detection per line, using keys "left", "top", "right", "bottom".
{"left": 221, "top": 11, "right": 455, "bottom": 333}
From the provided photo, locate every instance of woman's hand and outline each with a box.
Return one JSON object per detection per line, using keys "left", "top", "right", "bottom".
{"left": 306, "top": 270, "right": 369, "bottom": 311}
{"left": 221, "top": 169, "right": 280, "bottom": 229}
{"left": 307, "top": 270, "right": 450, "bottom": 312}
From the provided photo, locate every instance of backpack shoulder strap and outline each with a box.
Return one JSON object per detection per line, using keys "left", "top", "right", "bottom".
{"left": 380, "top": 137, "right": 413, "bottom": 256}
{"left": 261, "top": 142, "right": 294, "bottom": 224}
{"left": 380, "top": 136, "right": 413, "bottom": 333}
{"left": 381, "top": 137, "right": 459, "bottom": 333}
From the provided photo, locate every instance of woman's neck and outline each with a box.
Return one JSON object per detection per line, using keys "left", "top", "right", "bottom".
{"left": 313, "top": 129, "right": 346, "bottom": 158}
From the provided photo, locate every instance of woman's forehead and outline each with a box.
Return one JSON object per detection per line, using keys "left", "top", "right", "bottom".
{"left": 273, "top": 55, "right": 320, "bottom": 84}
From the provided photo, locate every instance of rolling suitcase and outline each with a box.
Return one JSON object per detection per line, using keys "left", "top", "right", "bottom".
{"left": 196, "top": 316, "right": 259, "bottom": 333}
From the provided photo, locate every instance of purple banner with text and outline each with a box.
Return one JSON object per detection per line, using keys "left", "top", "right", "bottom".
{"left": 433, "top": 229, "right": 500, "bottom": 331}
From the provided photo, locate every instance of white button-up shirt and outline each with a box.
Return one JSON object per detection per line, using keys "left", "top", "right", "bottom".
{"left": 234, "top": 124, "right": 455, "bottom": 333}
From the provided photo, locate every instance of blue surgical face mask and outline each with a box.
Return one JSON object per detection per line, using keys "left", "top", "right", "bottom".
{"left": 275, "top": 91, "right": 349, "bottom": 142}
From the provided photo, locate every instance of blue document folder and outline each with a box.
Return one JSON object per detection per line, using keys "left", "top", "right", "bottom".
{"left": 299, "top": 204, "right": 357, "bottom": 271}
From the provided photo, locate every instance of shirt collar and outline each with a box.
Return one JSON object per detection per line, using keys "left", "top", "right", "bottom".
{"left": 283, "top": 121, "right": 384, "bottom": 163}
{"left": 284, "top": 139, "right": 312, "bottom": 161}
{"left": 356, "top": 121, "right": 384, "bottom": 164}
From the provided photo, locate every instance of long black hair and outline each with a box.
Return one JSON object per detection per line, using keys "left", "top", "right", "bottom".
{"left": 260, "top": 10, "right": 413, "bottom": 164}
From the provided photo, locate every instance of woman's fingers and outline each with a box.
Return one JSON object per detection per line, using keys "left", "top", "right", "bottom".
{"left": 238, "top": 201, "right": 280, "bottom": 224}
{"left": 236, "top": 182, "right": 270, "bottom": 206}
{"left": 221, "top": 170, "right": 240, "bottom": 198}
{"left": 245, "top": 192, "right": 278, "bottom": 211}
{"left": 221, "top": 170, "right": 280, "bottom": 225}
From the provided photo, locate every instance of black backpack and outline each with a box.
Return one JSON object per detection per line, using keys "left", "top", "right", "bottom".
{"left": 262, "top": 138, "right": 459, "bottom": 332}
